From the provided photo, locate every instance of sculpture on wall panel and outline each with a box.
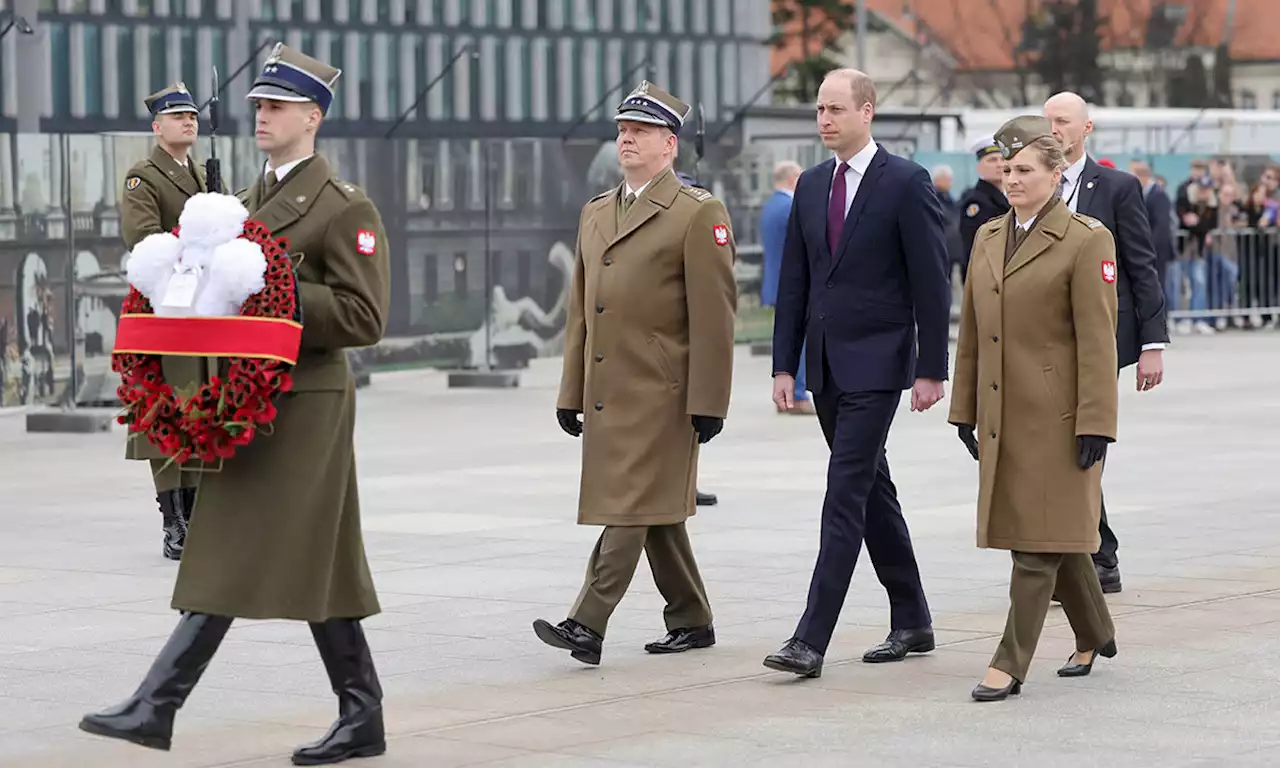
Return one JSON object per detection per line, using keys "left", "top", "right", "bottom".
{"left": 466, "top": 240, "right": 575, "bottom": 368}
{"left": 15, "top": 252, "right": 55, "bottom": 404}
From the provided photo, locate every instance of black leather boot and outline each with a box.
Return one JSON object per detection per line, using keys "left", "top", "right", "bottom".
{"left": 79, "top": 612, "right": 233, "bottom": 751}
{"left": 292, "top": 619, "right": 386, "bottom": 766}
{"left": 158, "top": 490, "right": 187, "bottom": 561}
{"left": 180, "top": 486, "right": 197, "bottom": 527}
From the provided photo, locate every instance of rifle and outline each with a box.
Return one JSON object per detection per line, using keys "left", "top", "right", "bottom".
{"left": 204, "top": 66, "right": 223, "bottom": 194}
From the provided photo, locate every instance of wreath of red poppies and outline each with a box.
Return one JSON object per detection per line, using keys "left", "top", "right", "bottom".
{"left": 112, "top": 220, "right": 300, "bottom": 465}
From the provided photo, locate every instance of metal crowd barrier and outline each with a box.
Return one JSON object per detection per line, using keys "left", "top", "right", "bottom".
{"left": 1166, "top": 227, "right": 1280, "bottom": 330}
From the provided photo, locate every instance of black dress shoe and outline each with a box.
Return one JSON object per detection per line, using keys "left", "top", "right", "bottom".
{"left": 862, "top": 628, "right": 935, "bottom": 663}
{"left": 79, "top": 612, "right": 232, "bottom": 751}
{"left": 695, "top": 490, "right": 718, "bottom": 506}
{"left": 291, "top": 619, "right": 386, "bottom": 766}
{"left": 1057, "top": 639, "right": 1118, "bottom": 677}
{"left": 644, "top": 626, "right": 715, "bottom": 654}
{"left": 1096, "top": 564, "right": 1122, "bottom": 594}
{"left": 971, "top": 677, "right": 1022, "bottom": 702}
{"left": 762, "top": 638, "right": 823, "bottom": 678}
{"left": 532, "top": 618, "right": 603, "bottom": 665}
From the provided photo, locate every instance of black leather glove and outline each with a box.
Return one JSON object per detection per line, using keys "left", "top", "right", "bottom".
{"left": 691, "top": 415, "right": 724, "bottom": 444}
{"left": 1076, "top": 435, "right": 1110, "bottom": 469}
{"left": 556, "top": 408, "right": 583, "bottom": 438}
{"left": 956, "top": 424, "right": 979, "bottom": 461}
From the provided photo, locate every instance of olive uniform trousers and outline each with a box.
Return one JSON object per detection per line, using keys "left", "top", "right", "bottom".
{"left": 991, "top": 551, "right": 1115, "bottom": 682}
{"left": 569, "top": 523, "right": 712, "bottom": 637}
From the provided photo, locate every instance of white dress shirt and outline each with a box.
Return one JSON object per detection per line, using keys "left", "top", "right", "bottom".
{"left": 264, "top": 155, "right": 314, "bottom": 184}
{"left": 828, "top": 136, "right": 879, "bottom": 216}
{"left": 1060, "top": 154, "right": 1088, "bottom": 212}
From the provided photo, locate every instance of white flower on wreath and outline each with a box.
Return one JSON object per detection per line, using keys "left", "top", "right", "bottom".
{"left": 125, "top": 192, "right": 267, "bottom": 317}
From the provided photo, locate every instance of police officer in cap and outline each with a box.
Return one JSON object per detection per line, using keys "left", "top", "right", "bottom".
{"left": 81, "top": 44, "right": 391, "bottom": 765}
{"left": 119, "top": 82, "right": 207, "bottom": 561}
{"left": 534, "top": 80, "right": 737, "bottom": 666}
{"left": 956, "top": 137, "right": 1010, "bottom": 282}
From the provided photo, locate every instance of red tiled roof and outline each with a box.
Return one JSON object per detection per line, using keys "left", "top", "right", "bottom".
{"left": 770, "top": 0, "right": 1280, "bottom": 73}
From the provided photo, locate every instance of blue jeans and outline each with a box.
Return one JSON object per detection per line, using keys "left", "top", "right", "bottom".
{"left": 1206, "top": 251, "right": 1240, "bottom": 322}
{"left": 795, "top": 339, "right": 809, "bottom": 401}
{"left": 1165, "top": 258, "right": 1207, "bottom": 315}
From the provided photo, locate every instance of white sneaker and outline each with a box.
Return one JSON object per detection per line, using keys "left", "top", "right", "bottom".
{"left": 1194, "top": 320, "right": 1217, "bottom": 334}
{"left": 1175, "top": 319, "right": 1193, "bottom": 335}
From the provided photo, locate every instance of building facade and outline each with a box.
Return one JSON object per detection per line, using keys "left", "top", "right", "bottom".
{"left": 0, "top": 0, "right": 774, "bottom": 405}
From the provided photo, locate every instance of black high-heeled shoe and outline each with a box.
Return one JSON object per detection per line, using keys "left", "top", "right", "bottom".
{"left": 971, "top": 677, "right": 1022, "bottom": 702}
{"left": 1057, "top": 638, "right": 1118, "bottom": 677}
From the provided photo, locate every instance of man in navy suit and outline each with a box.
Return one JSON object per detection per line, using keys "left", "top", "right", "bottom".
{"left": 1129, "top": 159, "right": 1176, "bottom": 310}
{"left": 759, "top": 161, "right": 813, "bottom": 413}
{"left": 1044, "top": 92, "right": 1169, "bottom": 593}
{"left": 762, "top": 69, "right": 951, "bottom": 678}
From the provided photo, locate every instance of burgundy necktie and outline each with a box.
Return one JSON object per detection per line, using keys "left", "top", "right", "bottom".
{"left": 827, "top": 161, "right": 850, "bottom": 255}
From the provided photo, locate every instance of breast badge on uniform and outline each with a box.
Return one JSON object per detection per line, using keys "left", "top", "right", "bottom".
{"left": 1102, "top": 261, "right": 1117, "bottom": 283}
{"left": 125, "top": 176, "right": 141, "bottom": 191}
{"left": 713, "top": 224, "right": 729, "bottom": 246}
{"left": 965, "top": 203, "right": 980, "bottom": 217}
{"left": 356, "top": 229, "right": 376, "bottom": 256}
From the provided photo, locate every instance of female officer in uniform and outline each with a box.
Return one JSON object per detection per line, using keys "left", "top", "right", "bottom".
{"left": 948, "top": 116, "right": 1120, "bottom": 702}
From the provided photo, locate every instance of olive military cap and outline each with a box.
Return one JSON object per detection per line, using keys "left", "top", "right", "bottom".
{"left": 992, "top": 116, "right": 1056, "bottom": 161}
{"left": 246, "top": 42, "right": 342, "bottom": 114}
{"left": 145, "top": 83, "right": 199, "bottom": 117}
{"left": 615, "top": 80, "right": 690, "bottom": 133}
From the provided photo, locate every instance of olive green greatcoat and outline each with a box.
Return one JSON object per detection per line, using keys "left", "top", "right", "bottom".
{"left": 119, "top": 145, "right": 208, "bottom": 490}
{"left": 948, "top": 199, "right": 1119, "bottom": 554}
{"left": 171, "top": 155, "right": 390, "bottom": 621}
{"left": 557, "top": 167, "right": 738, "bottom": 528}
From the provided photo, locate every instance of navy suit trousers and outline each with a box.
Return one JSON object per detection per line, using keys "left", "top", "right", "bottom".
{"left": 795, "top": 353, "right": 932, "bottom": 654}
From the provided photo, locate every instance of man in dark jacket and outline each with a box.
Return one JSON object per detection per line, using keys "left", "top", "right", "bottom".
{"left": 956, "top": 138, "right": 1009, "bottom": 282}
{"left": 1044, "top": 91, "right": 1169, "bottom": 593}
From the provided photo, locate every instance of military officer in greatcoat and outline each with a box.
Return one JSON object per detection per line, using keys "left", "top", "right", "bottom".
{"left": 119, "top": 82, "right": 207, "bottom": 560}
{"left": 81, "top": 44, "right": 391, "bottom": 765}
{"left": 532, "top": 81, "right": 738, "bottom": 665}
{"left": 957, "top": 137, "right": 1010, "bottom": 283}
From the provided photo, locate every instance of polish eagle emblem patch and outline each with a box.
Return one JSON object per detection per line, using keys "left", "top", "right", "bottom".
{"left": 356, "top": 229, "right": 376, "bottom": 256}
{"left": 713, "top": 224, "right": 729, "bottom": 246}
{"left": 1101, "top": 261, "right": 1116, "bottom": 283}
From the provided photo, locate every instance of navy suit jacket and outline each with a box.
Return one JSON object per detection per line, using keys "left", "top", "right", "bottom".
{"left": 1073, "top": 156, "right": 1170, "bottom": 368}
{"left": 771, "top": 146, "right": 952, "bottom": 394}
{"left": 758, "top": 189, "right": 793, "bottom": 306}
{"left": 1143, "top": 181, "right": 1176, "bottom": 266}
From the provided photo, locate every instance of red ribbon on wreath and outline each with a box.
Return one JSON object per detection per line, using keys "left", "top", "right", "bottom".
{"left": 111, "top": 219, "right": 301, "bottom": 466}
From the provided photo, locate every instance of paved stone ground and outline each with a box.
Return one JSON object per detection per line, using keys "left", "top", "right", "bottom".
{"left": 1, "top": 332, "right": 1278, "bottom": 768}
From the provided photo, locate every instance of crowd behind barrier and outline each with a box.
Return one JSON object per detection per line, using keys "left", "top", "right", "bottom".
{"left": 1167, "top": 227, "right": 1280, "bottom": 331}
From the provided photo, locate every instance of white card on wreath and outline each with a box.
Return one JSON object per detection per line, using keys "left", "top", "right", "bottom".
{"left": 161, "top": 271, "right": 199, "bottom": 310}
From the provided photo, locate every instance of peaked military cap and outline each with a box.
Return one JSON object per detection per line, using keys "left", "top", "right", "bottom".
{"left": 246, "top": 43, "right": 342, "bottom": 114}
{"left": 145, "top": 82, "right": 198, "bottom": 117}
{"left": 615, "top": 80, "right": 689, "bottom": 133}
{"left": 971, "top": 136, "right": 1001, "bottom": 160}
{"left": 993, "top": 116, "right": 1056, "bottom": 161}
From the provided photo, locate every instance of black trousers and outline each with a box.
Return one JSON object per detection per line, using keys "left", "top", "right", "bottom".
{"left": 794, "top": 355, "right": 931, "bottom": 655}
{"left": 1095, "top": 493, "right": 1119, "bottom": 568}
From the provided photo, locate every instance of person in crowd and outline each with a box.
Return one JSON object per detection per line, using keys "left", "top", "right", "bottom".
{"left": 759, "top": 160, "right": 813, "bottom": 414}
{"left": 957, "top": 138, "right": 1010, "bottom": 284}
{"left": 949, "top": 116, "right": 1119, "bottom": 702}
{"left": 1128, "top": 160, "right": 1176, "bottom": 305}
{"left": 1172, "top": 169, "right": 1217, "bottom": 334}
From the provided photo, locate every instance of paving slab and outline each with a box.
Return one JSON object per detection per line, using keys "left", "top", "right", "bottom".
{"left": 0, "top": 331, "right": 1278, "bottom": 767}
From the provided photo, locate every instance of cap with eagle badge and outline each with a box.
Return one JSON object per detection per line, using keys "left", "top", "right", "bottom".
{"left": 246, "top": 43, "right": 342, "bottom": 114}
{"left": 145, "top": 82, "right": 199, "bottom": 117}
{"left": 615, "top": 80, "right": 690, "bottom": 133}
{"left": 992, "top": 115, "right": 1056, "bottom": 161}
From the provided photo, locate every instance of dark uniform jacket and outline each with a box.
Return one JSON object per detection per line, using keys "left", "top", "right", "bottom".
{"left": 171, "top": 154, "right": 390, "bottom": 622}
{"left": 958, "top": 179, "right": 1010, "bottom": 270}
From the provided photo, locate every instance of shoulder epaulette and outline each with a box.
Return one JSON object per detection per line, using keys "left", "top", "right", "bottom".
{"left": 588, "top": 189, "right": 613, "bottom": 203}
{"left": 679, "top": 185, "right": 713, "bottom": 203}
{"left": 1072, "top": 212, "right": 1105, "bottom": 230}
{"left": 330, "top": 178, "right": 366, "bottom": 201}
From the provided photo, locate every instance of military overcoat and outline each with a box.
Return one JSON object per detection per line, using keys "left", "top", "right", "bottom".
{"left": 120, "top": 146, "right": 208, "bottom": 468}
{"left": 948, "top": 198, "right": 1119, "bottom": 554}
{"left": 172, "top": 155, "right": 390, "bottom": 621}
{"left": 557, "top": 167, "right": 737, "bottom": 527}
